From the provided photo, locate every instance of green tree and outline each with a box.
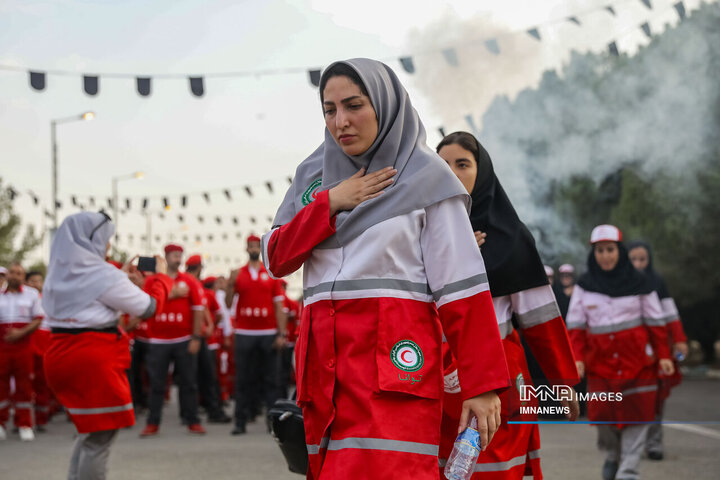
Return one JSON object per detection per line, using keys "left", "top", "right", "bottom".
{"left": 0, "top": 177, "right": 43, "bottom": 266}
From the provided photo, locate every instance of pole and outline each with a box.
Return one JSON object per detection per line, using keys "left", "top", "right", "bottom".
{"left": 112, "top": 177, "right": 119, "bottom": 245}
{"left": 145, "top": 210, "right": 152, "bottom": 253}
{"left": 51, "top": 120, "right": 58, "bottom": 235}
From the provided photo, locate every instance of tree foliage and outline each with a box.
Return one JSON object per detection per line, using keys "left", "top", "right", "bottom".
{"left": 0, "top": 177, "right": 43, "bottom": 267}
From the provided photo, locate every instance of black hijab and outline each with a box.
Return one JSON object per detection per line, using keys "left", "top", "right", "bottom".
{"left": 438, "top": 132, "right": 548, "bottom": 298}
{"left": 577, "top": 240, "right": 654, "bottom": 298}
{"left": 627, "top": 240, "right": 670, "bottom": 299}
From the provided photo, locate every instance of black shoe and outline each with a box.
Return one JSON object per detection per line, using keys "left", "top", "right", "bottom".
{"left": 602, "top": 460, "right": 618, "bottom": 480}
{"left": 208, "top": 413, "right": 232, "bottom": 424}
{"left": 36, "top": 425, "right": 47, "bottom": 433}
{"left": 231, "top": 425, "right": 246, "bottom": 435}
{"left": 647, "top": 451, "right": 664, "bottom": 461}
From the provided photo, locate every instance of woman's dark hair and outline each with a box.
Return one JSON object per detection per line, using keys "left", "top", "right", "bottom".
{"left": 319, "top": 63, "right": 370, "bottom": 104}
{"left": 436, "top": 131, "right": 480, "bottom": 162}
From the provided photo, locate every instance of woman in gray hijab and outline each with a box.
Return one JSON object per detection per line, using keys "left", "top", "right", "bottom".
{"left": 42, "top": 212, "right": 172, "bottom": 480}
{"left": 262, "top": 59, "right": 509, "bottom": 479}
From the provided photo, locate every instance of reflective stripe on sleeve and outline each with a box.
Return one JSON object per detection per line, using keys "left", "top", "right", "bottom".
{"left": 67, "top": 402, "right": 133, "bottom": 415}
{"left": 622, "top": 385, "right": 657, "bottom": 396}
{"left": 0, "top": 400, "right": 10, "bottom": 409}
{"left": 14, "top": 402, "right": 33, "bottom": 410}
{"left": 432, "top": 273, "right": 489, "bottom": 302}
{"left": 516, "top": 302, "right": 560, "bottom": 329}
{"left": 307, "top": 437, "right": 330, "bottom": 455}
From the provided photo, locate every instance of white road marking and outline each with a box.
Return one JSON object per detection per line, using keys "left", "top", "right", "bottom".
{"left": 665, "top": 424, "right": 720, "bottom": 440}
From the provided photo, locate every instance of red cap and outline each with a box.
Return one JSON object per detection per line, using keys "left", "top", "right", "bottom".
{"left": 247, "top": 234, "right": 261, "bottom": 244}
{"left": 590, "top": 225, "right": 622, "bottom": 244}
{"left": 202, "top": 276, "right": 217, "bottom": 288}
{"left": 559, "top": 264, "right": 575, "bottom": 274}
{"left": 164, "top": 243, "right": 184, "bottom": 255}
{"left": 185, "top": 254, "right": 203, "bottom": 267}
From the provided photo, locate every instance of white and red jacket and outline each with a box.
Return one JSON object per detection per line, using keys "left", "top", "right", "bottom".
{"left": 263, "top": 190, "right": 509, "bottom": 480}
{"left": 232, "top": 264, "right": 284, "bottom": 336}
{"left": 566, "top": 285, "right": 670, "bottom": 423}
{"left": 0, "top": 285, "right": 44, "bottom": 345}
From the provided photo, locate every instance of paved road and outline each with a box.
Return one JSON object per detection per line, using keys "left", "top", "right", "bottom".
{"left": 1, "top": 377, "right": 718, "bottom": 479}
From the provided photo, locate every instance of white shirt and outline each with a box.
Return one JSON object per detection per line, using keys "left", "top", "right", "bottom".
{"left": 0, "top": 285, "right": 44, "bottom": 326}
{"left": 47, "top": 277, "right": 153, "bottom": 329}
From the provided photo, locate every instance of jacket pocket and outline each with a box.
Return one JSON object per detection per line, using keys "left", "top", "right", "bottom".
{"left": 375, "top": 298, "right": 442, "bottom": 399}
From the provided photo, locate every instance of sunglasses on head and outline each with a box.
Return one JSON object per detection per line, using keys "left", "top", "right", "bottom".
{"left": 89, "top": 211, "right": 112, "bottom": 241}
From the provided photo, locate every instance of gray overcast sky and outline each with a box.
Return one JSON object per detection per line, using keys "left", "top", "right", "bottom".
{"left": 0, "top": 0, "right": 705, "bottom": 279}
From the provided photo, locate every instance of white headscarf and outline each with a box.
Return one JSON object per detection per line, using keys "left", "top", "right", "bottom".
{"left": 42, "top": 212, "right": 127, "bottom": 319}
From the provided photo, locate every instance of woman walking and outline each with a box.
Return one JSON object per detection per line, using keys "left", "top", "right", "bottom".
{"left": 42, "top": 212, "right": 172, "bottom": 480}
{"left": 262, "top": 59, "right": 510, "bottom": 479}
{"left": 437, "top": 131, "right": 579, "bottom": 479}
{"left": 567, "top": 225, "right": 674, "bottom": 480}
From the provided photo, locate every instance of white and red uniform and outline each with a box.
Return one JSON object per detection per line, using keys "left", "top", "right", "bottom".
{"left": 263, "top": 190, "right": 509, "bottom": 480}
{"left": 45, "top": 275, "right": 172, "bottom": 433}
{"left": 0, "top": 285, "right": 44, "bottom": 428}
{"left": 147, "top": 272, "right": 206, "bottom": 344}
{"left": 283, "top": 294, "right": 301, "bottom": 347}
{"left": 232, "top": 265, "right": 284, "bottom": 335}
{"left": 566, "top": 285, "right": 670, "bottom": 424}
{"left": 439, "top": 285, "right": 578, "bottom": 479}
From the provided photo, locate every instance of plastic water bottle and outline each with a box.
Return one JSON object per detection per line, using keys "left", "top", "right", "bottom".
{"left": 444, "top": 417, "right": 480, "bottom": 480}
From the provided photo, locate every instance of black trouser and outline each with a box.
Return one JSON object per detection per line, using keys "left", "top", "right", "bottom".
{"left": 146, "top": 341, "right": 199, "bottom": 426}
{"left": 278, "top": 345, "right": 294, "bottom": 400}
{"left": 129, "top": 340, "right": 149, "bottom": 410}
{"left": 234, "top": 334, "right": 279, "bottom": 426}
{"left": 197, "top": 338, "right": 224, "bottom": 417}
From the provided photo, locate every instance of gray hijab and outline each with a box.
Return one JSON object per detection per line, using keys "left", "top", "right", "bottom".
{"left": 273, "top": 58, "right": 468, "bottom": 248}
{"left": 42, "top": 212, "right": 127, "bottom": 319}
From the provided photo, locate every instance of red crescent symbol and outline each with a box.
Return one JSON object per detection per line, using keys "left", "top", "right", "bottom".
{"left": 311, "top": 189, "right": 318, "bottom": 199}
{"left": 401, "top": 350, "right": 413, "bottom": 364}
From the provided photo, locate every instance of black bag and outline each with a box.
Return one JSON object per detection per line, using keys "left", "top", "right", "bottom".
{"left": 268, "top": 398, "right": 308, "bottom": 475}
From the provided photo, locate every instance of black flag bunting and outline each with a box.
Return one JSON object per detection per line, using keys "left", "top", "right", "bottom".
{"left": 224, "top": 189, "right": 232, "bottom": 201}
{"left": 55, "top": 200, "right": 62, "bottom": 209}
{"left": 232, "top": 217, "right": 239, "bottom": 225}
{"left": 125, "top": 198, "right": 131, "bottom": 209}
{"left": 178, "top": 214, "right": 184, "bottom": 222}
{"left": 265, "top": 181, "right": 273, "bottom": 193}
{"left": 606, "top": 6, "right": 617, "bottom": 15}
{"left": 203, "top": 192, "right": 210, "bottom": 204}
{"left": 527, "top": 28, "right": 541, "bottom": 41}
{"left": 609, "top": 41, "right": 620, "bottom": 56}
{"left": 215, "top": 216, "right": 222, "bottom": 225}
{"left": 107, "top": 198, "right": 113, "bottom": 209}
{"left": 250, "top": 217, "right": 257, "bottom": 224}
{"left": 30, "top": 193, "right": 39, "bottom": 205}
{"left": 142, "top": 198, "right": 148, "bottom": 209}
{"left": 399, "top": 57, "right": 415, "bottom": 74}
{"left": 158, "top": 212, "right": 165, "bottom": 219}
{"left": 44, "top": 210, "right": 52, "bottom": 219}
{"left": 568, "top": 17, "right": 581, "bottom": 26}
{"left": 89, "top": 197, "right": 95, "bottom": 207}
{"left": 641, "top": 22, "right": 652, "bottom": 38}
{"left": 8, "top": 188, "right": 16, "bottom": 200}
{"left": 163, "top": 197, "right": 169, "bottom": 209}
{"left": 485, "top": 39, "right": 500, "bottom": 55}
{"left": 236, "top": 232, "right": 242, "bottom": 239}
{"left": 181, "top": 195, "right": 188, "bottom": 207}
{"left": 183, "top": 235, "right": 188, "bottom": 242}
{"left": 674, "top": 1, "right": 686, "bottom": 19}
{"left": 438, "top": 127, "right": 446, "bottom": 138}
{"left": 198, "top": 215, "right": 204, "bottom": 223}
{"left": 245, "top": 186, "right": 253, "bottom": 197}
{"left": 84, "top": 76, "right": 99, "bottom": 95}
{"left": 137, "top": 77, "right": 151, "bottom": 97}
{"left": 189, "top": 77, "right": 204, "bottom": 97}
{"left": 29, "top": 71, "right": 45, "bottom": 91}
{"left": 640, "top": 0, "right": 652, "bottom": 9}
{"left": 222, "top": 233, "right": 228, "bottom": 240}
{"left": 441, "top": 48, "right": 459, "bottom": 67}
{"left": 71, "top": 196, "right": 78, "bottom": 206}
{"left": 287, "top": 176, "right": 293, "bottom": 184}
{"left": 309, "top": 69, "right": 321, "bottom": 88}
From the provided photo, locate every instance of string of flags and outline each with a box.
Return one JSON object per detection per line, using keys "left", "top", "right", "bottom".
{"left": 0, "top": 1, "right": 688, "bottom": 97}
{"left": 10, "top": 174, "right": 292, "bottom": 218}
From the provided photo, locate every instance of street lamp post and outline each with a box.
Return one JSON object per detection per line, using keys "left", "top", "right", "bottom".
{"left": 50, "top": 111, "right": 95, "bottom": 234}
{"left": 112, "top": 172, "right": 144, "bottom": 244}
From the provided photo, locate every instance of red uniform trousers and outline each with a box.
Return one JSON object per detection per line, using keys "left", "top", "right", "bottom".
{"left": 0, "top": 340, "right": 34, "bottom": 428}
{"left": 32, "top": 329, "right": 53, "bottom": 426}
{"left": 45, "top": 331, "right": 134, "bottom": 433}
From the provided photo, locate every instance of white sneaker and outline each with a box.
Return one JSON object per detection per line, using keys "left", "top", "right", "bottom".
{"left": 19, "top": 427, "right": 35, "bottom": 442}
{"left": 0, "top": 425, "right": 7, "bottom": 441}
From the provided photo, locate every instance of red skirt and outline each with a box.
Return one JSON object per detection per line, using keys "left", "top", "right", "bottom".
{"left": 45, "top": 331, "right": 134, "bottom": 433}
